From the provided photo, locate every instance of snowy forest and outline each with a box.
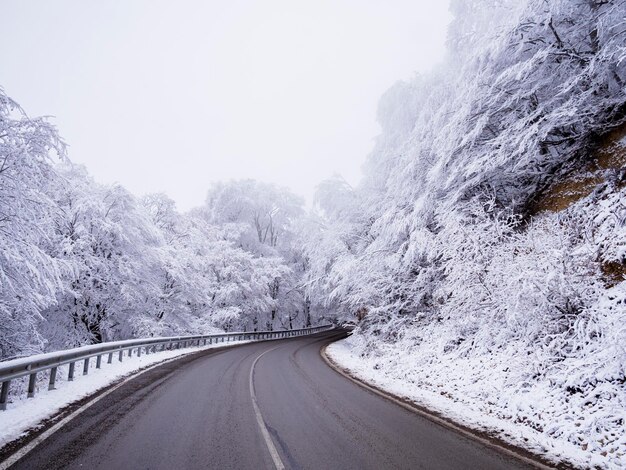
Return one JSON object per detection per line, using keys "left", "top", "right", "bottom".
{"left": 0, "top": 97, "right": 324, "bottom": 359}
{"left": 2, "top": 0, "right": 626, "bottom": 464}
{"left": 318, "top": 0, "right": 626, "bottom": 465}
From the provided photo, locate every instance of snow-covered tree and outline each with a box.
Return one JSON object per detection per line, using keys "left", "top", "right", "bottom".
{"left": 0, "top": 88, "right": 67, "bottom": 358}
{"left": 40, "top": 165, "right": 164, "bottom": 348}
{"left": 200, "top": 180, "right": 310, "bottom": 330}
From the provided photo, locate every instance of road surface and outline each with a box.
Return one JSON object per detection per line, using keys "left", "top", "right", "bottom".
{"left": 8, "top": 330, "right": 533, "bottom": 469}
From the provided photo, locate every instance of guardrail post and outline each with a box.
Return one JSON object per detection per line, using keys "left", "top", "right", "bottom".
{"left": 128, "top": 348, "right": 133, "bottom": 358}
{"left": 119, "top": 350, "right": 123, "bottom": 362}
{"left": 83, "top": 358, "right": 89, "bottom": 375}
{"left": 49, "top": 367, "right": 57, "bottom": 390}
{"left": 137, "top": 346, "right": 142, "bottom": 357}
{"left": 27, "top": 373, "right": 37, "bottom": 398}
{"left": 0, "top": 380, "right": 10, "bottom": 410}
{"left": 68, "top": 362, "right": 75, "bottom": 381}
{"left": 96, "top": 355, "right": 102, "bottom": 368}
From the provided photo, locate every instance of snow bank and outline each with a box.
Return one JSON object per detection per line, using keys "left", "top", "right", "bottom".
{"left": 328, "top": 331, "right": 626, "bottom": 469}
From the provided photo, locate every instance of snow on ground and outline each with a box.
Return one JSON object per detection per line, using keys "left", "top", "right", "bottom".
{"left": 0, "top": 340, "right": 251, "bottom": 450}
{"left": 327, "top": 334, "right": 625, "bottom": 469}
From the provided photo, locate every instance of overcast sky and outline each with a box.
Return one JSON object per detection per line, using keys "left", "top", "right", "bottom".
{"left": 0, "top": 0, "right": 451, "bottom": 210}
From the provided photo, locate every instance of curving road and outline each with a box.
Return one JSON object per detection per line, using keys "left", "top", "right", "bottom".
{"left": 8, "top": 330, "right": 533, "bottom": 469}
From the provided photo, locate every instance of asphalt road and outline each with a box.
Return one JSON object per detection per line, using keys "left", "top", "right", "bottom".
{"left": 9, "top": 330, "right": 533, "bottom": 470}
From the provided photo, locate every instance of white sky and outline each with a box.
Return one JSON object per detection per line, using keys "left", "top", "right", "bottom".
{"left": 0, "top": 0, "right": 451, "bottom": 210}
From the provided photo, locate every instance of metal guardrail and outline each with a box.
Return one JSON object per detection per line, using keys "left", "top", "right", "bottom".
{"left": 0, "top": 324, "right": 333, "bottom": 410}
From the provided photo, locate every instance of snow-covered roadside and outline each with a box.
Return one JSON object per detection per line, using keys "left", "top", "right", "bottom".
{"left": 327, "top": 335, "right": 623, "bottom": 469}
{"left": 0, "top": 340, "right": 251, "bottom": 450}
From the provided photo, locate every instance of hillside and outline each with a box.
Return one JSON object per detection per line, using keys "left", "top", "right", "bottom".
{"left": 312, "top": 1, "right": 626, "bottom": 467}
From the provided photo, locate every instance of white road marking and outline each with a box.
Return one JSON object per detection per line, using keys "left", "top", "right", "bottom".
{"left": 249, "top": 346, "right": 285, "bottom": 470}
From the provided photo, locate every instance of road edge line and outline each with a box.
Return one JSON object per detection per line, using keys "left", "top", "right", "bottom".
{"left": 320, "top": 343, "right": 565, "bottom": 470}
{"left": 249, "top": 346, "right": 285, "bottom": 470}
